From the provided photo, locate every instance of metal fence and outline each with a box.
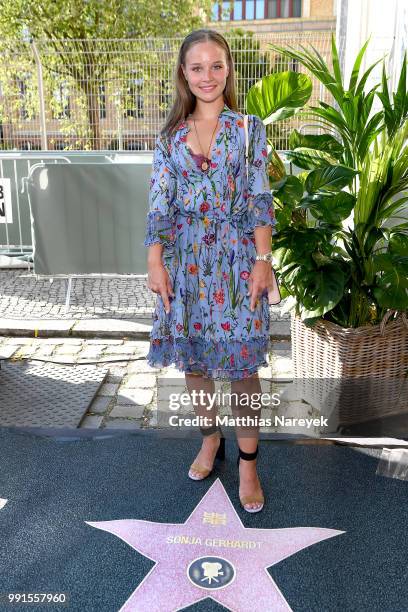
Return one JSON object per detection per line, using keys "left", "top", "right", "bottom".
{"left": 0, "top": 31, "right": 335, "bottom": 153}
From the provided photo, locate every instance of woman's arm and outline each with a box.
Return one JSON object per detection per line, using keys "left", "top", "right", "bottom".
{"left": 144, "top": 135, "right": 177, "bottom": 314}
{"left": 245, "top": 116, "right": 276, "bottom": 311}
{"left": 247, "top": 225, "right": 274, "bottom": 312}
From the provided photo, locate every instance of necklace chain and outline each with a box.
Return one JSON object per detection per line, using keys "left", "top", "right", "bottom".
{"left": 189, "top": 114, "right": 220, "bottom": 172}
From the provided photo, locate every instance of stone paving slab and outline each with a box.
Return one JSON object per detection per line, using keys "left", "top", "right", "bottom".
{"left": 0, "top": 269, "right": 292, "bottom": 341}
{"left": 0, "top": 269, "right": 291, "bottom": 324}
{"left": 0, "top": 335, "right": 300, "bottom": 433}
{"left": 0, "top": 317, "right": 291, "bottom": 340}
{"left": 72, "top": 319, "right": 153, "bottom": 338}
{"left": 0, "top": 318, "right": 75, "bottom": 336}
{"left": 0, "top": 270, "right": 155, "bottom": 319}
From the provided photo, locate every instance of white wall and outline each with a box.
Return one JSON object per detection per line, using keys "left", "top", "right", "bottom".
{"left": 336, "top": 0, "right": 407, "bottom": 99}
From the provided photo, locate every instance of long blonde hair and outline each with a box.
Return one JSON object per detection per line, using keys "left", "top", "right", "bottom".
{"left": 160, "top": 29, "right": 239, "bottom": 139}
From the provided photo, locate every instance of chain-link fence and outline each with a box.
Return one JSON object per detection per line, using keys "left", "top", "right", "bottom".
{"left": 0, "top": 31, "right": 335, "bottom": 152}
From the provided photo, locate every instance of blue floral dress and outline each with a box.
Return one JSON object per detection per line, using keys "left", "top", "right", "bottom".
{"left": 143, "top": 104, "right": 277, "bottom": 380}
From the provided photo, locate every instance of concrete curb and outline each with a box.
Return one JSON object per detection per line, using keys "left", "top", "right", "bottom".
{"left": 0, "top": 318, "right": 291, "bottom": 340}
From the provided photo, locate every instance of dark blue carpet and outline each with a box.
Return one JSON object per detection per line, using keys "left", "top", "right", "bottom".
{"left": 0, "top": 428, "right": 406, "bottom": 612}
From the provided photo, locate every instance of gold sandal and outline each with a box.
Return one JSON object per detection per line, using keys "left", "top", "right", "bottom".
{"left": 188, "top": 425, "right": 225, "bottom": 481}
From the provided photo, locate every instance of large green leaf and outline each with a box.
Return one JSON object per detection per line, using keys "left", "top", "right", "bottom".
{"left": 305, "top": 164, "right": 358, "bottom": 194}
{"left": 289, "top": 129, "right": 344, "bottom": 157}
{"left": 372, "top": 253, "right": 408, "bottom": 309}
{"left": 246, "top": 71, "right": 312, "bottom": 124}
{"left": 267, "top": 148, "right": 286, "bottom": 181}
{"left": 389, "top": 232, "right": 408, "bottom": 256}
{"left": 348, "top": 37, "right": 370, "bottom": 94}
{"left": 271, "top": 175, "right": 304, "bottom": 206}
{"left": 307, "top": 192, "right": 356, "bottom": 224}
{"left": 300, "top": 264, "right": 346, "bottom": 317}
{"left": 285, "top": 147, "right": 339, "bottom": 170}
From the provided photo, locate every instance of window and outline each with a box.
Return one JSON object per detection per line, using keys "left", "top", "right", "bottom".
{"left": 221, "top": 1, "right": 231, "bottom": 20}
{"left": 21, "top": 141, "right": 41, "bottom": 150}
{"left": 267, "top": 0, "right": 301, "bottom": 18}
{"left": 16, "top": 76, "right": 29, "bottom": 120}
{"left": 124, "top": 76, "right": 144, "bottom": 119}
{"left": 294, "top": 0, "right": 301, "bottom": 16}
{"left": 52, "top": 82, "right": 71, "bottom": 120}
{"left": 159, "top": 79, "right": 172, "bottom": 116}
{"left": 211, "top": 0, "right": 301, "bottom": 20}
{"left": 247, "top": 0, "right": 267, "bottom": 19}
{"left": 256, "top": 0, "right": 265, "bottom": 18}
{"left": 246, "top": 0, "right": 254, "bottom": 19}
{"left": 233, "top": 1, "right": 242, "bottom": 19}
{"left": 99, "top": 83, "right": 106, "bottom": 120}
{"left": 53, "top": 141, "right": 69, "bottom": 151}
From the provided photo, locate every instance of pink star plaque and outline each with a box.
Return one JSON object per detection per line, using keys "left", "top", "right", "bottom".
{"left": 86, "top": 479, "right": 344, "bottom": 611}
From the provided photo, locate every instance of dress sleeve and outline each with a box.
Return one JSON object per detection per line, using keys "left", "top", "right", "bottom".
{"left": 244, "top": 115, "right": 277, "bottom": 236}
{"left": 143, "top": 133, "right": 178, "bottom": 247}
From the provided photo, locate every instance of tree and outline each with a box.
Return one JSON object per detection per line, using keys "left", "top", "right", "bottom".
{"left": 0, "top": 0, "right": 213, "bottom": 149}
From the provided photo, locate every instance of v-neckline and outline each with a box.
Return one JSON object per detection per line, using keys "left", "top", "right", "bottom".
{"left": 183, "top": 114, "right": 224, "bottom": 163}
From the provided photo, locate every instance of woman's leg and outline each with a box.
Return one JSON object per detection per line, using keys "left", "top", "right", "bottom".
{"left": 230, "top": 372, "right": 264, "bottom": 510}
{"left": 185, "top": 372, "right": 221, "bottom": 478}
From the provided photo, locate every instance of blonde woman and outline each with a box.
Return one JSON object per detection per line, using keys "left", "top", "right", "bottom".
{"left": 144, "top": 29, "right": 277, "bottom": 513}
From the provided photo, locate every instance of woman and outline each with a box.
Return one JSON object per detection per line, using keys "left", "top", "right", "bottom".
{"left": 144, "top": 29, "right": 277, "bottom": 513}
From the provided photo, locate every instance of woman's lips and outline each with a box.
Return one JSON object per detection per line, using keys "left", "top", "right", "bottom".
{"left": 200, "top": 86, "right": 216, "bottom": 91}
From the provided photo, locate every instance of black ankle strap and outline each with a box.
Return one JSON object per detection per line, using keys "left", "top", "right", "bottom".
{"left": 238, "top": 445, "right": 259, "bottom": 461}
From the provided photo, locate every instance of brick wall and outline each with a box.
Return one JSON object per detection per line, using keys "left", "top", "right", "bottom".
{"left": 310, "top": 0, "right": 334, "bottom": 17}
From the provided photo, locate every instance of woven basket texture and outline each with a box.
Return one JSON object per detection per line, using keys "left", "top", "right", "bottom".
{"left": 290, "top": 311, "right": 408, "bottom": 426}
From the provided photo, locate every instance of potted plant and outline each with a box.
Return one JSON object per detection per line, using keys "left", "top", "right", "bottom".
{"left": 246, "top": 35, "right": 408, "bottom": 432}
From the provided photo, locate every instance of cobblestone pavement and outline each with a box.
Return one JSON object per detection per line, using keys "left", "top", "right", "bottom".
{"left": 0, "top": 269, "right": 291, "bottom": 322}
{"left": 0, "top": 336, "right": 323, "bottom": 436}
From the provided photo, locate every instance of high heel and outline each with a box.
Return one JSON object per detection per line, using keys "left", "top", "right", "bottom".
{"left": 188, "top": 424, "right": 225, "bottom": 481}
{"left": 236, "top": 445, "right": 264, "bottom": 513}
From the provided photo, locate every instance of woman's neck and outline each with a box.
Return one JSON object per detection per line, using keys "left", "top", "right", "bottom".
{"left": 189, "top": 98, "right": 225, "bottom": 121}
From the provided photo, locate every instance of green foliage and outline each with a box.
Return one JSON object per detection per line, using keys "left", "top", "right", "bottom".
{"left": 247, "top": 34, "right": 408, "bottom": 327}
{"left": 226, "top": 29, "right": 271, "bottom": 111}
{"left": 0, "top": 0, "right": 210, "bottom": 41}
{"left": 0, "top": 0, "right": 213, "bottom": 149}
{"left": 246, "top": 71, "right": 312, "bottom": 124}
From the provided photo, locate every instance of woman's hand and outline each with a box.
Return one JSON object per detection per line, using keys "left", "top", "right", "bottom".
{"left": 247, "top": 261, "right": 275, "bottom": 312}
{"left": 147, "top": 261, "right": 175, "bottom": 314}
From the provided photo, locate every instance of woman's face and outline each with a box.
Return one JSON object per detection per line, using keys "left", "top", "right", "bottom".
{"left": 182, "top": 41, "right": 229, "bottom": 104}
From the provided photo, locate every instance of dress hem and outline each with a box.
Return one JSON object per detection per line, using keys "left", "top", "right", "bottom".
{"left": 146, "top": 335, "right": 271, "bottom": 381}
{"left": 146, "top": 355, "right": 269, "bottom": 380}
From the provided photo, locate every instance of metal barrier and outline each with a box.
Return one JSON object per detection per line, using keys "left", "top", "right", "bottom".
{"left": 24, "top": 161, "right": 152, "bottom": 310}
{"left": 0, "top": 154, "right": 71, "bottom": 258}
{"left": 0, "top": 151, "right": 151, "bottom": 262}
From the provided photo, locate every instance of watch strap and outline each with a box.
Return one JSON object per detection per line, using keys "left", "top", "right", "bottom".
{"left": 255, "top": 252, "right": 273, "bottom": 263}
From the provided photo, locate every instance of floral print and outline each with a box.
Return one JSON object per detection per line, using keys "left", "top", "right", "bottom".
{"left": 143, "top": 104, "right": 277, "bottom": 380}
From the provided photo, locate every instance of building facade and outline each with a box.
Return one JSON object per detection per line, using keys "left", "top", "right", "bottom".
{"left": 0, "top": 0, "right": 336, "bottom": 151}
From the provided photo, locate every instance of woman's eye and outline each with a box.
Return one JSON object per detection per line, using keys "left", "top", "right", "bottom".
{"left": 192, "top": 66, "right": 222, "bottom": 71}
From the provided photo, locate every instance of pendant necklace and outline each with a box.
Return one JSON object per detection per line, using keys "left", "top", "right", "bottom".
{"left": 191, "top": 115, "right": 219, "bottom": 172}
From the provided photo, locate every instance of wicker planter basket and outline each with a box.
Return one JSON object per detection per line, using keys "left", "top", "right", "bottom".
{"left": 290, "top": 310, "right": 408, "bottom": 430}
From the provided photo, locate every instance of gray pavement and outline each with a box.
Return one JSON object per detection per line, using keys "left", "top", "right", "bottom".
{"left": 0, "top": 336, "right": 307, "bottom": 433}
{"left": 0, "top": 269, "right": 291, "bottom": 328}
{"left": 0, "top": 267, "right": 310, "bottom": 435}
{"left": 0, "top": 269, "right": 291, "bottom": 339}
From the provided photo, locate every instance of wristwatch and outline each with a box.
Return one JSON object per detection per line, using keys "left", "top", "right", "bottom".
{"left": 255, "top": 252, "right": 273, "bottom": 263}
